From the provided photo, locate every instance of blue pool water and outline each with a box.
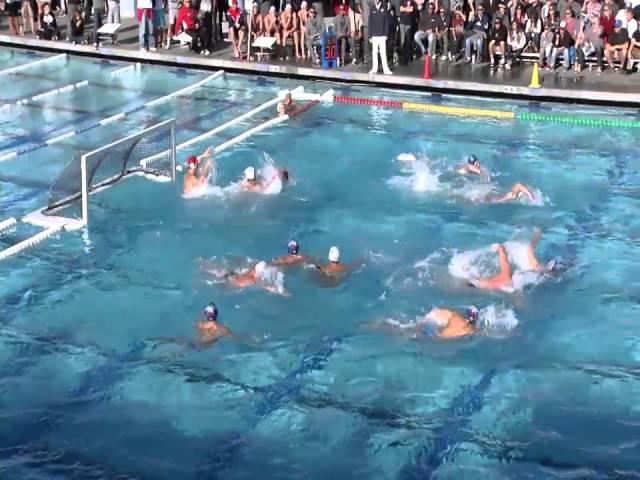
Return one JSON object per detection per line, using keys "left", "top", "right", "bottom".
{"left": 1, "top": 48, "right": 640, "bottom": 479}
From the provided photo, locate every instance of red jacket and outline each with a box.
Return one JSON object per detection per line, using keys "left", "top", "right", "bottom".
{"left": 600, "top": 14, "right": 615, "bottom": 41}
{"left": 175, "top": 6, "right": 198, "bottom": 34}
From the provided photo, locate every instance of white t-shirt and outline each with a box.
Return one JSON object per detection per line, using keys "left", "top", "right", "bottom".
{"left": 615, "top": 9, "right": 628, "bottom": 27}
{"left": 138, "top": 0, "right": 153, "bottom": 9}
{"left": 628, "top": 18, "right": 638, "bottom": 39}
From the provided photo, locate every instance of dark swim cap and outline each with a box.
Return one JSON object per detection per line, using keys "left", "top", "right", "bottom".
{"left": 467, "top": 155, "right": 479, "bottom": 166}
{"left": 288, "top": 240, "right": 299, "bottom": 255}
{"left": 204, "top": 302, "right": 218, "bottom": 321}
{"left": 467, "top": 305, "right": 479, "bottom": 325}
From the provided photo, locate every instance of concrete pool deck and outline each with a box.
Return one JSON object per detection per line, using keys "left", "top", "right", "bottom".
{"left": 1, "top": 17, "right": 639, "bottom": 108}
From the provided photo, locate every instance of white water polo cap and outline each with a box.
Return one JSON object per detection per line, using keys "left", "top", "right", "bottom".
{"left": 328, "top": 246, "right": 340, "bottom": 263}
{"left": 244, "top": 166, "right": 256, "bottom": 181}
{"left": 255, "top": 261, "right": 267, "bottom": 275}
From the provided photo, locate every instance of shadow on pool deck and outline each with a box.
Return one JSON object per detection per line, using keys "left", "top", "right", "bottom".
{"left": 1, "top": 16, "right": 640, "bottom": 107}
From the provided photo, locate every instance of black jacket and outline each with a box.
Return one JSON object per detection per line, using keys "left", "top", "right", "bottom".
{"left": 369, "top": 1, "right": 390, "bottom": 37}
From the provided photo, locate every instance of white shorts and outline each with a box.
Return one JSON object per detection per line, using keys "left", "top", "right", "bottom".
{"left": 169, "top": 7, "right": 177, "bottom": 25}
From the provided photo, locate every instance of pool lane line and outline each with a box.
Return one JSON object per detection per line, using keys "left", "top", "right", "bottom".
{"left": 0, "top": 80, "right": 90, "bottom": 111}
{"left": 110, "top": 63, "right": 138, "bottom": 78}
{"left": 144, "top": 70, "right": 224, "bottom": 108}
{"left": 139, "top": 86, "right": 304, "bottom": 168}
{"left": 332, "top": 94, "right": 640, "bottom": 127}
{"left": 0, "top": 70, "right": 225, "bottom": 163}
{"left": 0, "top": 53, "right": 67, "bottom": 77}
{"left": 0, "top": 217, "right": 17, "bottom": 233}
{"left": 515, "top": 111, "right": 640, "bottom": 128}
{"left": 0, "top": 225, "right": 63, "bottom": 262}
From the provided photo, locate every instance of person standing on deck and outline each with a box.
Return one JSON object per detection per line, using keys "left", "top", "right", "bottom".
{"left": 137, "top": 0, "right": 156, "bottom": 51}
{"left": 92, "top": 0, "right": 106, "bottom": 46}
{"left": 358, "top": 0, "right": 372, "bottom": 65}
{"left": 369, "top": 0, "right": 393, "bottom": 74}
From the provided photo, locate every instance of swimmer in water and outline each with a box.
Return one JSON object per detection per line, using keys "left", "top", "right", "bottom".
{"left": 372, "top": 305, "right": 479, "bottom": 340}
{"left": 148, "top": 302, "right": 233, "bottom": 352}
{"left": 523, "top": 228, "right": 564, "bottom": 274}
{"left": 470, "top": 243, "right": 513, "bottom": 291}
{"left": 457, "top": 155, "right": 489, "bottom": 180}
{"left": 420, "top": 305, "right": 479, "bottom": 339}
{"left": 276, "top": 92, "right": 298, "bottom": 116}
{"left": 223, "top": 260, "right": 290, "bottom": 296}
{"left": 240, "top": 165, "right": 288, "bottom": 193}
{"left": 313, "top": 246, "right": 361, "bottom": 287}
{"left": 470, "top": 230, "right": 562, "bottom": 290}
{"left": 491, "top": 183, "right": 535, "bottom": 203}
{"left": 183, "top": 147, "right": 214, "bottom": 196}
{"left": 240, "top": 166, "right": 266, "bottom": 193}
{"left": 197, "top": 302, "right": 232, "bottom": 345}
{"left": 272, "top": 240, "right": 312, "bottom": 266}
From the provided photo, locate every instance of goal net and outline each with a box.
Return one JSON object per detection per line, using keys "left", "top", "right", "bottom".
{"left": 45, "top": 119, "right": 176, "bottom": 225}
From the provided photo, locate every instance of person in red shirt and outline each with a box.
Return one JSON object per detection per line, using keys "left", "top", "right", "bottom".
{"left": 599, "top": 5, "right": 616, "bottom": 43}
{"left": 227, "top": 0, "right": 247, "bottom": 59}
{"left": 174, "top": 0, "right": 200, "bottom": 51}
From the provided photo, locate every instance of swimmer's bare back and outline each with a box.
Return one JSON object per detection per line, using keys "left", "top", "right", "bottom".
{"left": 227, "top": 271, "right": 256, "bottom": 288}
{"left": 438, "top": 311, "right": 476, "bottom": 338}
{"left": 197, "top": 322, "right": 232, "bottom": 345}
{"left": 272, "top": 254, "right": 310, "bottom": 266}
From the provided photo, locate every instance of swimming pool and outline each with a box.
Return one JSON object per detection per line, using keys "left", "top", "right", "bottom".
{"left": 1, "top": 47, "right": 639, "bottom": 479}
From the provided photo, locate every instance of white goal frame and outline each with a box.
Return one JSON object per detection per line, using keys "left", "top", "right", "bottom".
{"left": 80, "top": 118, "right": 176, "bottom": 227}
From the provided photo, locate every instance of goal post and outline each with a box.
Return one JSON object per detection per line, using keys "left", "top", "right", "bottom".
{"left": 47, "top": 118, "right": 176, "bottom": 227}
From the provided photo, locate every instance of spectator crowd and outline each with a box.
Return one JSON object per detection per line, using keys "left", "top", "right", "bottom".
{"left": 2, "top": 0, "right": 639, "bottom": 74}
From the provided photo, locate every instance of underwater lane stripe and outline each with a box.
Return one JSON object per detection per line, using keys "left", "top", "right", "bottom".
{"left": 0, "top": 53, "right": 66, "bottom": 76}
{"left": 0, "top": 80, "right": 89, "bottom": 110}
{"left": 400, "top": 368, "right": 498, "bottom": 479}
{"left": 0, "top": 71, "right": 224, "bottom": 162}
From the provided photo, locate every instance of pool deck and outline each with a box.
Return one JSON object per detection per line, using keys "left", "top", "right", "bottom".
{"left": 1, "top": 17, "right": 640, "bottom": 107}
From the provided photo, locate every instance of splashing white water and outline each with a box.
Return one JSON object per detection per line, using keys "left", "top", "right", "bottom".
{"left": 182, "top": 184, "right": 225, "bottom": 199}
{"left": 448, "top": 246, "right": 497, "bottom": 282}
{"left": 257, "top": 265, "right": 286, "bottom": 295}
{"left": 449, "top": 241, "right": 547, "bottom": 292}
{"left": 477, "top": 304, "right": 519, "bottom": 331}
{"left": 181, "top": 162, "right": 223, "bottom": 198}
{"left": 388, "top": 154, "right": 441, "bottom": 193}
{"left": 259, "top": 161, "right": 283, "bottom": 195}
